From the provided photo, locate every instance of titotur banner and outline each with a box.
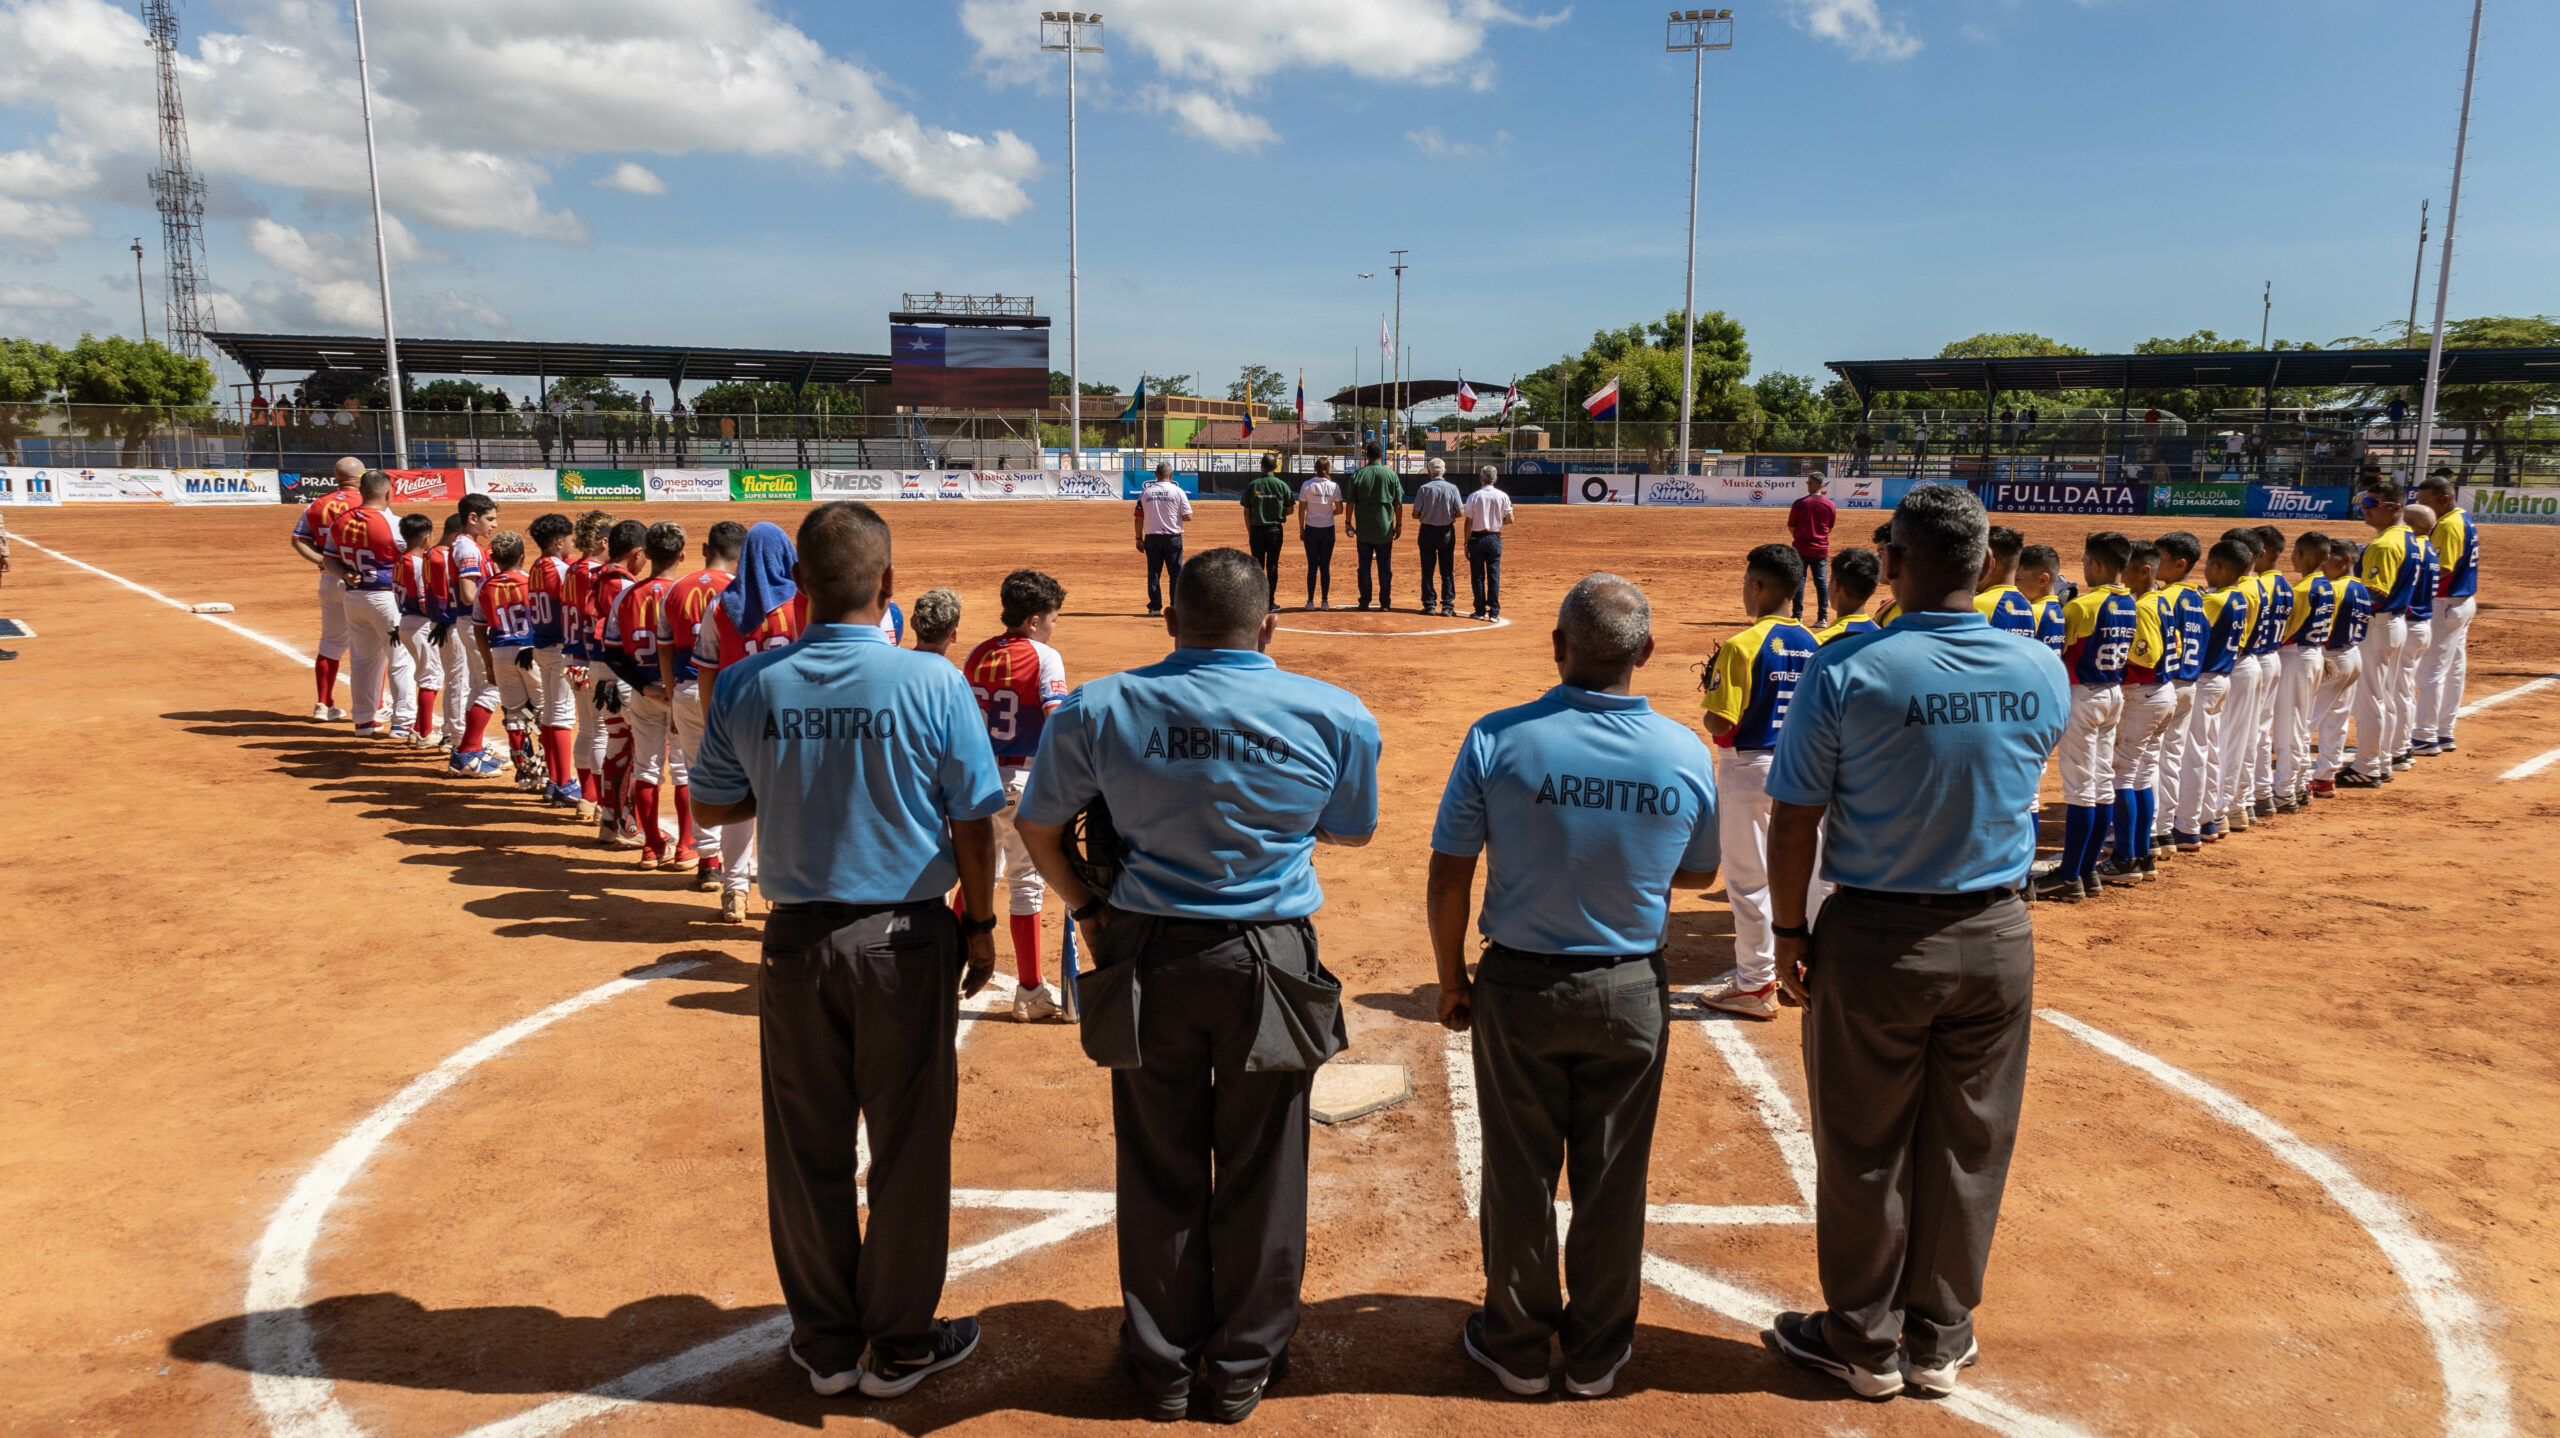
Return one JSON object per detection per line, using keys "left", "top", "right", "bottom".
{"left": 644, "top": 468, "right": 733, "bottom": 502}
{"left": 2247, "top": 485, "right": 2355, "bottom": 520}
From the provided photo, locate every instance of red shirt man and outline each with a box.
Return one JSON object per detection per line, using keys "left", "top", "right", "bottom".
{"left": 1786, "top": 476, "right": 1838, "bottom": 559}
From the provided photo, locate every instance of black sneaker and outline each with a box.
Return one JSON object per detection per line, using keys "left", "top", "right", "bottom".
{"left": 858, "top": 1317, "right": 979, "bottom": 1398}
{"left": 2336, "top": 769, "right": 2381, "bottom": 789}
{"left": 2138, "top": 853, "right": 2158, "bottom": 880}
{"left": 1208, "top": 1350, "right": 1289, "bottom": 1424}
{"left": 2079, "top": 872, "right": 2105, "bottom": 899}
{"left": 1461, "top": 1313, "right": 1550, "bottom": 1396}
{"left": 1761, "top": 1311, "right": 1902, "bottom": 1400}
{"left": 2095, "top": 857, "right": 2141, "bottom": 885}
{"left": 1128, "top": 1355, "right": 1188, "bottom": 1422}
{"left": 2032, "top": 872, "right": 2083, "bottom": 903}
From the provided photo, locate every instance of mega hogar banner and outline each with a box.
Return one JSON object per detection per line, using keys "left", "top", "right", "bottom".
{"left": 1975, "top": 479, "right": 2145, "bottom": 516}
{"left": 643, "top": 468, "right": 734, "bottom": 501}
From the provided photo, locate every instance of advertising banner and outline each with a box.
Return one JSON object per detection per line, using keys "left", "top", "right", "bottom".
{"left": 2247, "top": 485, "right": 2355, "bottom": 520}
{"left": 1975, "top": 479, "right": 2144, "bottom": 516}
{"left": 1047, "top": 470, "right": 1127, "bottom": 501}
{"left": 2146, "top": 483, "right": 2245, "bottom": 518}
{"left": 1832, "top": 475, "right": 1888, "bottom": 509}
{"left": 1636, "top": 473, "right": 1807, "bottom": 507}
{"left": 729, "top": 469, "right": 811, "bottom": 503}
{"left": 2462, "top": 486, "right": 2560, "bottom": 524}
{"left": 1119, "top": 470, "right": 1199, "bottom": 500}
{"left": 643, "top": 468, "right": 733, "bottom": 502}
{"left": 812, "top": 469, "right": 898, "bottom": 501}
{"left": 466, "top": 469, "right": 558, "bottom": 501}
{"left": 806, "top": 469, "right": 1132, "bottom": 501}
{"left": 172, "top": 469, "right": 281, "bottom": 505}
{"left": 1566, "top": 473, "right": 1639, "bottom": 505}
{"left": 557, "top": 468, "right": 644, "bottom": 501}
{"left": 384, "top": 468, "right": 464, "bottom": 505}
{"left": 60, "top": 468, "right": 175, "bottom": 503}
{"left": 0, "top": 467, "right": 66, "bottom": 505}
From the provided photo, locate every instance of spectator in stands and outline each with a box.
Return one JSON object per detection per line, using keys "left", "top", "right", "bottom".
{"left": 1788, "top": 473, "right": 1839, "bottom": 627}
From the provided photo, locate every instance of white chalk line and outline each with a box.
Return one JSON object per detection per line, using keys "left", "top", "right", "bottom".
{"left": 15, "top": 533, "right": 317, "bottom": 669}
{"left": 1686, "top": 1008, "right": 1820, "bottom": 1208}
{"left": 249, "top": 965, "right": 1111, "bottom": 1438}
{"left": 2496, "top": 746, "right": 2560, "bottom": 781}
{"left": 2456, "top": 674, "right": 2558, "bottom": 718}
{"left": 2038, "top": 1010, "right": 2510, "bottom": 1438}
{"left": 1275, "top": 615, "right": 1512, "bottom": 638}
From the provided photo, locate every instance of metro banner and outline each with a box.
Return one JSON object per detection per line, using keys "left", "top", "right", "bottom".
{"left": 729, "top": 469, "right": 811, "bottom": 503}
{"left": 643, "top": 468, "right": 733, "bottom": 501}
{"left": 557, "top": 469, "right": 644, "bottom": 500}
{"left": 2462, "top": 486, "right": 2560, "bottom": 524}
{"left": 1974, "top": 479, "right": 2144, "bottom": 516}
{"left": 384, "top": 468, "right": 464, "bottom": 505}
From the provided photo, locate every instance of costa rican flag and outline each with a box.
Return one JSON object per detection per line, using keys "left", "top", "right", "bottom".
{"left": 1583, "top": 376, "right": 1621, "bottom": 421}
{"left": 1456, "top": 375, "right": 1478, "bottom": 414}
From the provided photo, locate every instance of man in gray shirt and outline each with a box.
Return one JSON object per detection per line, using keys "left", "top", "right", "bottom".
{"left": 1410, "top": 459, "right": 1464, "bottom": 618}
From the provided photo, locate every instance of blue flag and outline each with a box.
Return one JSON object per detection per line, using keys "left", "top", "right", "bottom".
{"left": 1120, "top": 378, "right": 1147, "bottom": 423}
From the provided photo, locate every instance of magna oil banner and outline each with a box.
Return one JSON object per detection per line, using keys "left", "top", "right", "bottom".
{"left": 173, "top": 469, "right": 282, "bottom": 505}
{"left": 384, "top": 468, "right": 464, "bottom": 505}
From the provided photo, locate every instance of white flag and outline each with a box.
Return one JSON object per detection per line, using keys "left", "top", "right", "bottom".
{"left": 1380, "top": 317, "right": 1392, "bottom": 357}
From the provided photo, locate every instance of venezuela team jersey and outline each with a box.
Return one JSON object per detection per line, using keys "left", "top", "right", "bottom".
{"left": 2287, "top": 573, "right": 2337, "bottom": 649}
{"left": 476, "top": 570, "right": 538, "bottom": 648}
{"left": 2167, "top": 581, "right": 2208, "bottom": 682}
{"left": 2060, "top": 584, "right": 2140, "bottom": 686}
{"left": 2125, "top": 588, "right": 2177, "bottom": 684}
{"left": 2248, "top": 572, "right": 2294, "bottom": 657}
{"left": 2359, "top": 524, "right": 2425, "bottom": 615}
{"left": 1975, "top": 584, "right": 2039, "bottom": 638}
{"left": 2433, "top": 510, "right": 2479, "bottom": 599}
{"left": 2197, "top": 585, "right": 2249, "bottom": 674}
{"left": 1701, "top": 616, "right": 1819, "bottom": 750}
{"left": 2033, "top": 596, "right": 2067, "bottom": 656}
{"left": 2406, "top": 540, "right": 2439, "bottom": 623}
{"left": 2325, "top": 577, "right": 2372, "bottom": 650}
{"left": 1814, "top": 613, "right": 1880, "bottom": 646}
{"left": 964, "top": 633, "right": 1070, "bottom": 762}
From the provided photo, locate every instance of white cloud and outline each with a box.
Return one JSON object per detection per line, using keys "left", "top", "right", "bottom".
{"left": 1158, "top": 90, "right": 1280, "bottom": 151}
{"left": 0, "top": 0, "right": 1043, "bottom": 259}
{"left": 1408, "top": 126, "right": 1484, "bottom": 160}
{"left": 243, "top": 217, "right": 508, "bottom": 338}
{"left": 595, "top": 161, "right": 668, "bottom": 196}
{"left": 0, "top": 281, "right": 101, "bottom": 341}
{"left": 1782, "top": 0, "right": 1923, "bottom": 61}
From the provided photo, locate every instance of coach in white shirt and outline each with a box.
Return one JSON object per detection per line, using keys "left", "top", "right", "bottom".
{"left": 1297, "top": 458, "right": 1343, "bottom": 610}
{"left": 1135, "top": 462, "right": 1193, "bottom": 616}
{"left": 1458, "top": 468, "right": 1516, "bottom": 621}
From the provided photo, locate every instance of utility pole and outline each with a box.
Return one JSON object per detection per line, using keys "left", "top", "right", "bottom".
{"left": 131, "top": 238, "right": 150, "bottom": 342}
{"left": 1665, "top": 10, "right": 1734, "bottom": 479}
{"left": 2260, "top": 281, "right": 2271, "bottom": 350}
{"left": 1389, "top": 250, "right": 1408, "bottom": 459}
{"left": 2412, "top": 0, "right": 2485, "bottom": 488}
{"left": 2406, "top": 198, "right": 2430, "bottom": 345}
{"left": 1040, "top": 12, "right": 1103, "bottom": 470}
{"left": 349, "top": 0, "right": 408, "bottom": 467}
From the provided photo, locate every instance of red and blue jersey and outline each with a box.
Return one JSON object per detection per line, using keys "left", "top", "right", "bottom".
{"left": 420, "top": 545, "right": 454, "bottom": 623}
{"left": 529, "top": 555, "right": 571, "bottom": 649}
{"left": 588, "top": 563, "right": 636, "bottom": 656}
{"left": 657, "top": 568, "right": 733, "bottom": 684}
{"left": 695, "top": 592, "right": 810, "bottom": 680}
{"left": 476, "top": 570, "right": 538, "bottom": 648}
{"left": 2060, "top": 585, "right": 2140, "bottom": 687}
{"left": 964, "top": 634, "right": 1069, "bottom": 762}
{"left": 447, "top": 535, "right": 488, "bottom": 618}
{"left": 561, "top": 557, "right": 604, "bottom": 658}
{"left": 294, "top": 487, "right": 362, "bottom": 562}
{"left": 1701, "top": 616, "right": 1819, "bottom": 750}
{"left": 333, "top": 508, "right": 402, "bottom": 591}
{"left": 394, "top": 550, "right": 435, "bottom": 618}
{"left": 613, "top": 574, "right": 674, "bottom": 667}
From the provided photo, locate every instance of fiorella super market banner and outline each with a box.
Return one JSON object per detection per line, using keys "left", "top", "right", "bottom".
{"left": 730, "top": 469, "right": 811, "bottom": 502}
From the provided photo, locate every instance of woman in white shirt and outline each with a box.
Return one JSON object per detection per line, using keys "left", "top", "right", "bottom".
{"left": 1296, "top": 458, "right": 1343, "bottom": 610}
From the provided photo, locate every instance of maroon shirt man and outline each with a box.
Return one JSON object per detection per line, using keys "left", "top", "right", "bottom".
{"left": 1785, "top": 474, "right": 1838, "bottom": 624}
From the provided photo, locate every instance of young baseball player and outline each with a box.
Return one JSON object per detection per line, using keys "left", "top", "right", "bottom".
{"left": 964, "top": 569, "right": 1072, "bottom": 1022}
{"left": 1973, "top": 525, "right": 2039, "bottom": 636}
{"left": 587, "top": 518, "right": 648, "bottom": 843}
{"left": 288, "top": 456, "right": 364, "bottom": 721}
{"left": 1696, "top": 544, "right": 1819, "bottom": 1016}
{"left": 392, "top": 512, "right": 442, "bottom": 746}
{"left": 526, "top": 513, "right": 584, "bottom": 808}
{"left": 473, "top": 531, "right": 542, "bottom": 785}
{"left": 2210, "top": 529, "right": 2265, "bottom": 832}
{"left": 2148, "top": 533, "right": 2209, "bottom": 854}
{"left": 2097, "top": 541, "right": 2173, "bottom": 883}
{"left": 1813, "top": 547, "right": 1882, "bottom": 644}
{"left": 328, "top": 470, "right": 415, "bottom": 739}
{"left": 608, "top": 521, "right": 688, "bottom": 866}
{"left": 448, "top": 495, "right": 501, "bottom": 768}
{"left": 2349, "top": 481, "right": 2423, "bottom": 786}
{"left": 2313, "top": 544, "right": 2373, "bottom": 795}
{"left": 2240, "top": 525, "right": 2294, "bottom": 818}
{"left": 427, "top": 513, "right": 467, "bottom": 750}
{"left": 2396, "top": 503, "right": 2442, "bottom": 772}
{"left": 2411, "top": 471, "right": 2478, "bottom": 755}
{"left": 660, "top": 520, "right": 745, "bottom": 890}
{"left": 2172, "top": 539, "right": 2253, "bottom": 848}
{"left": 2270, "top": 531, "right": 2334, "bottom": 811}
{"left": 561, "top": 510, "right": 615, "bottom": 816}
{"left": 691, "top": 520, "right": 809, "bottom": 922}
{"left": 2016, "top": 545, "right": 2067, "bottom": 658}
{"left": 2036, "top": 533, "right": 2137, "bottom": 901}
{"left": 911, "top": 588, "right": 964, "bottom": 659}
{"left": 1868, "top": 521, "right": 1903, "bottom": 626}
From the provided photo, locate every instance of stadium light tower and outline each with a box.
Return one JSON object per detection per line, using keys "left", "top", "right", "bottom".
{"left": 1040, "top": 12, "right": 1104, "bottom": 470}
{"left": 2410, "top": 0, "right": 2484, "bottom": 487}
{"left": 350, "top": 0, "right": 407, "bottom": 468}
{"left": 1665, "top": 9, "right": 1732, "bottom": 479}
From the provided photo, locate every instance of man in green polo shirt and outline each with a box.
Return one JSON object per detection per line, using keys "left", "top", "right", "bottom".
{"left": 1344, "top": 441, "right": 1405, "bottom": 612}
{"left": 1242, "top": 455, "right": 1296, "bottom": 612}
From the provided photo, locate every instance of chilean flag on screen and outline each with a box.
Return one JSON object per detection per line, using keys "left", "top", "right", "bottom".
{"left": 1456, "top": 375, "right": 1478, "bottom": 414}
{"left": 1583, "top": 377, "right": 1621, "bottom": 420}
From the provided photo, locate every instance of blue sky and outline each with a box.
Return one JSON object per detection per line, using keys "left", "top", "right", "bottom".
{"left": 1, "top": 0, "right": 2550, "bottom": 409}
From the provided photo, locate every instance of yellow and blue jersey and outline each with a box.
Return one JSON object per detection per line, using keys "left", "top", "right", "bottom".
{"left": 1874, "top": 598, "right": 1903, "bottom": 627}
{"left": 2061, "top": 584, "right": 2141, "bottom": 686}
{"left": 1814, "top": 612, "right": 1880, "bottom": 645}
{"left": 2325, "top": 577, "right": 2372, "bottom": 649}
{"left": 2033, "top": 595, "right": 2067, "bottom": 656}
{"left": 1702, "top": 615, "right": 1820, "bottom": 750}
{"left": 2168, "top": 580, "right": 2208, "bottom": 682}
{"left": 2359, "top": 524, "right": 2425, "bottom": 616}
{"left": 2198, "top": 585, "right": 2249, "bottom": 674}
{"left": 2248, "top": 572, "right": 2295, "bottom": 657}
{"left": 2432, "top": 511, "right": 2479, "bottom": 600}
{"left": 2289, "top": 573, "right": 2337, "bottom": 649}
{"left": 2126, "top": 588, "right": 2179, "bottom": 684}
{"left": 1975, "top": 584, "right": 2039, "bottom": 639}
{"left": 2406, "top": 540, "right": 2439, "bottom": 622}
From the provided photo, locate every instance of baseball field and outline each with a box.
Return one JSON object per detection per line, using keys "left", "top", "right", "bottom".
{"left": 4, "top": 500, "right": 2557, "bottom": 1437}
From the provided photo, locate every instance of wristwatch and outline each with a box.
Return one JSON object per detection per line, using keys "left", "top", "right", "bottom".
{"left": 959, "top": 914, "right": 998, "bottom": 938}
{"left": 1070, "top": 897, "right": 1108, "bottom": 924}
{"left": 1772, "top": 921, "right": 1811, "bottom": 941}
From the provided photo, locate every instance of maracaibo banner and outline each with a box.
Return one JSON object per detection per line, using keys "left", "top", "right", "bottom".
{"left": 2147, "top": 483, "right": 2245, "bottom": 517}
{"left": 556, "top": 468, "right": 643, "bottom": 500}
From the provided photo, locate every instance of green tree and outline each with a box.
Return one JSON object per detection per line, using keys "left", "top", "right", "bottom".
{"left": 2128, "top": 330, "right": 2334, "bottom": 417}
{"left": 1137, "top": 370, "right": 1194, "bottom": 398}
{"left": 543, "top": 376, "right": 642, "bottom": 412}
{"left": 1226, "top": 363, "right": 1286, "bottom": 407}
{"left": 1516, "top": 309, "right": 1756, "bottom": 447}
{"left": 0, "top": 336, "right": 65, "bottom": 461}
{"left": 60, "top": 332, "right": 213, "bottom": 405}
{"left": 2351, "top": 315, "right": 2560, "bottom": 479}
{"left": 406, "top": 378, "right": 516, "bottom": 412}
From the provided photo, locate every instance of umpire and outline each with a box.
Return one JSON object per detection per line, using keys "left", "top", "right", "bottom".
{"left": 690, "top": 501, "right": 1009, "bottom": 1401}
{"left": 1757, "top": 483, "right": 2066, "bottom": 1401}
{"left": 1019, "top": 548, "right": 1381, "bottom": 1423}
{"left": 1429, "top": 574, "right": 1720, "bottom": 1398}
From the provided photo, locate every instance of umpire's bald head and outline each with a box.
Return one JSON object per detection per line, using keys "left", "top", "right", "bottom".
{"left": 797, "top": 501, "right": 892, "bottom": 615}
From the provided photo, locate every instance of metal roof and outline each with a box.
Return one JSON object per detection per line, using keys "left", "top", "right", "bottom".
{"left": 1325, "top": 380, "right": 1473, "bottom": 406}
{"left": 204, "top": 331, "right": 892, "bottom": 390}
{"left": 1825, "top": 347, "right": 2560, "bottom": 404}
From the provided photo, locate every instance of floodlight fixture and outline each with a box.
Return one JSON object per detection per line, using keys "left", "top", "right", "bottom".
{"left": 1039, "top": 12, "right": 1105, "bottom": 465}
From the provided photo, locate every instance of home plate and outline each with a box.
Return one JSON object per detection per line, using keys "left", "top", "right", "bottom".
{"left": 1311, "top": 1062, "right": 1410, "bottom": 1125}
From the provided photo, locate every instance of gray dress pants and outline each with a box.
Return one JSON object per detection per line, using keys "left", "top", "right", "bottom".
{"left": 759, "top": 899, "right": 961, "bottom": 1375}
{"left": 1801, "top": 889, "right": 2035, "bottom": 1371}
{"left": 1469, "top": 946, "right": 1669, "bottom": 1379}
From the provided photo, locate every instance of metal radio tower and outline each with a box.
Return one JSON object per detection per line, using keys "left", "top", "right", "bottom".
{"left": 141, "top": 0, "right": 214, "bottom": 358}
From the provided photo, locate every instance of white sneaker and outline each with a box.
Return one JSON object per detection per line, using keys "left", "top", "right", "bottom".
{"left": 786, "top": 1342, "right": 862, "bottom": 1397}
{"left": 719, "top": 890, "right": 749, "bottom": 924}
{"left": 1564, "top": 1345, "right": 1633, "bottom": 1397}
{"left": 1693, "top": 975, "right": 1780, "bottom": 1019}
{"left": 326, "top": 706, "right": 350, "bottom": 722}
{"left": 1906, "top": 1337, "right": 1979, "bottom": 1397}
{"left": 1013, "top": 983, "right": 1062, "bottom": 1023}
{"left": 308, "top": 702, "right": 331, "bottom": 722}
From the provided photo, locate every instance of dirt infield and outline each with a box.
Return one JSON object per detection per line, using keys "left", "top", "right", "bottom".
{"left": 3, "top": 500, "right": 2557, "bottom": 1437}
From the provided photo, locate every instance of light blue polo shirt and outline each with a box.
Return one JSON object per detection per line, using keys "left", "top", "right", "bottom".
{"left": 691, "top": 623, "right": 1006, "bottom": 906}
{"left": 1019, "top": 647, "right": 1381, "bottom": 921}
{"left": 1768, "top": 610, "right": 2068, "bottom": 894}
{"left": 1432, "top": 686, "right": 1720, "bottom": 956}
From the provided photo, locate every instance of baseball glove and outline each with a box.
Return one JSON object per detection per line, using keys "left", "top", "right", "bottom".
{"left": 592, "top": 677, "right": 624, "bottom": 714}
{"left": 427, "top": 620, "right": 452, "bottom": 648}
{"left": 514, "top": 647, "right": 537, "bottom": 671}
{"left": 1065, "top": 797, "right": 1128, "bottom": 903}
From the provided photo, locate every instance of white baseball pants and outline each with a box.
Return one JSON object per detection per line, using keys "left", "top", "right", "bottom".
{"left": 2175, "top": 673, "right": 2229, "bottom": 835}
{"left": 2414, "top": 595, "right": 2473, "bottom": 746}
{"left": 397, "top": 614, "right": 439, "bottom": 733}
{"left": 2252, "top": 651, "right": 2284, "bottom": 803}
{"left": 314, "top": 570, "right": 350, "bottom": 663}
{"left": 2154, "top": 682, "right": 2196, "bottom": 838}
{"left": 669, "top": 678, "right": 718, "bottom": 860}
{"left": 2060, "top": 683, "right": 2125, "bottom": 807}
{"left": 492, "top": 644, "right": 537, "bottom": 712}
{"left": 434, "top": 623, "right": 469, "bottom": 737}
{"left": 628, "top": 688, "right": 681, "bottom": 787}
{"left": 573, "top": 663, "right": 602, "bottom": 775}
{"left": 2314, "top": 648, "right": 2363, "bottom": 781}
{"left": 2112, "top": 682, "right": 2177, "bottom": 791}
{"left": 2353, "top": 615, "right": 2408, "bottom": 778}
{"left": 2271, "top": 647, "right": 2320, "bottom": 798}
{"left": 1715, "top": 747, "right": 1777, "bottom": 992}
{"left": 532, "top": 646, "right": 578, "bottom": 730}
{"left": 340, "top": 589, "right": 413, "bottom": 732}
{"left": 990, "top": 765, "right": 1047, "bottom": 916}
{"left": 459, "top": 618, "right": 498, "bottom": 714}
{"left": 2219, "top": 655, "right": 2265, "bottom": 816}
{"left": 2394, "top": 619, "right": 2431, "bottom": 759}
